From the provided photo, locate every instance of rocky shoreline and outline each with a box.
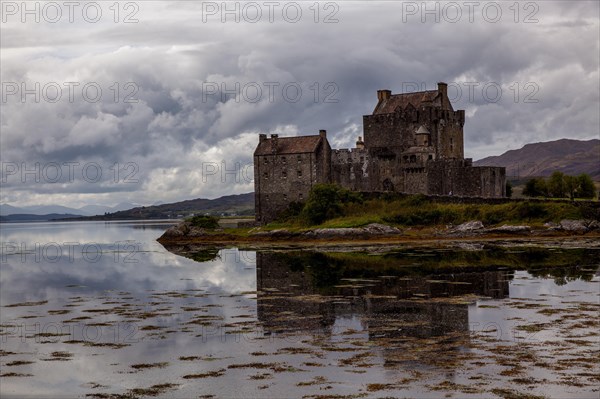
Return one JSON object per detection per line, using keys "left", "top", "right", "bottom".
{"left": 157, "top": 219, "right": 600, "bottom": 247}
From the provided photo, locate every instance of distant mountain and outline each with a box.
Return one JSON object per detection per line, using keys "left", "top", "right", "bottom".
{"left": 1, "top": 194, "right": 251, "bottom": 220}
{"left": 0, "top": 204, "right": 27, "bottom": 216}
{"left": 78, "top": 204, "right": 113, "bottom": 215}
{"left": 0, "top": 202, "right": 141, "bottom": 217}
{"left": 0, "top": 213, "right": 84, "bottom": 222}
{"left": 0, "top": 204, "right": 84, "bottom": 216}
{"left": 59, "top": 193, "right": 255, "bottom": 221}
{"left": 78, "top": 202, "right": 140, "bottom": 215}
{"left": 21, "top": 205, "right": 87, "bottom": 215}
{"left": 475, "top": 139, "right": 600, "bottom": 180}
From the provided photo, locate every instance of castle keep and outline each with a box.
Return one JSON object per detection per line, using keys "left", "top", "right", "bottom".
{"left": 254, "top": 83, "right": 506, "bottom": 223}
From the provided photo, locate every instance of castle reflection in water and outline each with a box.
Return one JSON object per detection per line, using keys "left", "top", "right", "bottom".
{"left": 255, "top": 251, "right": 510, "bottom": 340}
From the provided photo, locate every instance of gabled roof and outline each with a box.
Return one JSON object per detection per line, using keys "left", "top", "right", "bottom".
{"left": 416, "top": 125, "right": 431, "bottom": 134}
{"left": 254, "top": 135, "right": 323, "bottom": 156}
{"left": 373, "top": 90, "right": 439, "bottom": 115}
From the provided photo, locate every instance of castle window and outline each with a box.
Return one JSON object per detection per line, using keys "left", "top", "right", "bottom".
{"left": 297, "top": 170, "right": 302, "bottom": 177}
{"left": 410, "top": 155, "right": 417, "bottom": 163}
{"left": 263, "top": 172, "right": 268, "bottom": 178}
{"left": 264, "top": 158, "right": 269, "bottom": 164}
{"left": 281, "top": 156, "right": 287, "bottom": 164}
{"left": 299, "top": 193, "right": 303, "bottom": 199}
{"left": 297, "top": 155, "right": 302, "bottom": 162}
{"left": 282, "top": 171, "right": 287, "bottom": 178}
{"left": 360, "top": 157, "right": 364, "bottom": 162}
{"left": 266, "top": 195, "right": 269, "bottom": 200}
{"left": 283, "top": 194, "right": 287, "bottom": 200}
{"left": 428, "top": 155, "right": 433, "bottom": 160}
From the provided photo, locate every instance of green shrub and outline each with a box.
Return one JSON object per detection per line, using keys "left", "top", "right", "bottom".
{"left": 187, "top": 215, "right": 220, "bottom": 229}
{"left": 301, "top": 184, "right": 363, "bottom": 225}
{"left": 506, "top": 181, "right": 513, "bottom": 198}
{"left": 276, "top": 201, "right": 304, "bottom": 222}
{"left": 481, "top": 208, "right": 505, "bottom": 225}
{"left": 464, "top": 205, "right": 481, "bottom": 219}
{"left": 404, "top": 194, "right": 427, "bottom": 207}
{"left": 577, "top": 174, "right": 596, "bottom": 199}
{"left": 383, "top": 206, "right": 459, "bottom": 226}
{"left": 517, "top": 202, "right": 548, "bottom": 220}
{"left": 523, "top": 177, "right": 548, "bottom": 197}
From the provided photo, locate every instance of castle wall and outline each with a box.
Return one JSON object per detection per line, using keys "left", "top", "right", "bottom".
{"left": 403, "top": 165, "right": 428, "bottom": 193}
{"left": 255, "top": 151, "right": 317, "bottom": 223}
{"left": 363, "top": 107, "right": 465, "bottom": 160}
{"left": 253, "top": 85, "right": 506, "bottom": 224}
{"left": 331, "top": 148, "right": 371, "bottom": 191}
{"left": 363, "top": 110, "right": 418, "bottom": 150}
{"left": 254, "top": 135, "right": 334, "bottom": 223}
{"left": 425, "top": 160, "right": 505, "bottom": 197}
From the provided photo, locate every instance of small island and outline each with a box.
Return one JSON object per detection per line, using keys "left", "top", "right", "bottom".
{"left": 158, "top": 185, "right": 600, "bottom": 250}
{"left": 159, "top": 84, "right": 599, "bottom": 250}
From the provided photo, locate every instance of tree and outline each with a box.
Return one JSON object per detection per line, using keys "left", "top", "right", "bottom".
{"left": 505, "top": 181, "right": 513, "bottom": 198}
{"left": 564, "top": 175, "right": 578, "bottom": 200}
{"left": 576, "top": 173, "right": 596, "bottom": 199}
{"left": 547, "top": 171, "right": 566, "bottom": 198}
{"left": 187, "top": 215, "right": 220, "bottom": 229}
{"left": 523, "top": 177, "right": 547, "bottom": 197}
{"left": 301, "top": 184, "right": 362, "bottom": 225}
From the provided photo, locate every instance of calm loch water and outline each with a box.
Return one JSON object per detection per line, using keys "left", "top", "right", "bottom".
{"left": 1, "top": 222, "right": 598, "bottom": 398}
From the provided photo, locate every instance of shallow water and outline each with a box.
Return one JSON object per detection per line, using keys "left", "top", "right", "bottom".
{"left": 0, "top": 221, "right": 598, "bottom": 398}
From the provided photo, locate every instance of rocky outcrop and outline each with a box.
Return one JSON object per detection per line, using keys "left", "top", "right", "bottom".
{"left": 486, "top": 224, "right": 531, "bottom": 234}
{"left": 302, "top": 223, "right": 401, "bottom": 238}
{"left": 160, "top": 221, "right": 221, "bottom": 239}
{"left": 162, "top": 224, "right": 187, "bottom": 237}
{"left": 558, "top": 219, "right": 597, "bottom": 233}
{"left": 451, "top": 221, "right": 485, "bottom": 233}
{"left": 447, "top": 221, "right": 531, "bottom": 236}
{"left": 251, "top": 229, "right": 300, "bottom": 238}
{"left": 161, "top": 221, "right": 402, "bottom": 241}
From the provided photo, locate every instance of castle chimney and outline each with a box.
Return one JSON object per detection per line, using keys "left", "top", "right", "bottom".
{"left": 377, "top": 89, "right": 391, "bottom": 102}
{"left": 319, "top": 129, "right": 327, "bottom": 138}
{"left": 356, "top": 136, "right": 365, "bottom": 149}
{"left": 270, "top": 134, "right": 278, "bottom": 153}
{"left": 437, "top": 82, "right": 448, "bottom": 108}
{"left": 259, "top": 133, "right": 267, "bottom": 143}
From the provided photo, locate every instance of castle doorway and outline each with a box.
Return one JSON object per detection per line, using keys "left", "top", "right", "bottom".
{"left": 382, "top": 179, "right": 394, "bottom": 192}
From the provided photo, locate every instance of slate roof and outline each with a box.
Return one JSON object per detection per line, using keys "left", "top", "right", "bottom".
{"left": 254, "top": 135, "right": 323, "bottom": 156}
{"left": 373, "top": 90, "right": 439, "bottom": 115}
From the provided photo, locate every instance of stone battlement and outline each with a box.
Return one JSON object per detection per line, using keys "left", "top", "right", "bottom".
{"left": 253, "top": 83, "right": 506, "bottom": 223}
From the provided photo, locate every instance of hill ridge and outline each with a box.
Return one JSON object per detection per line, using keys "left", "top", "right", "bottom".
{"left": 474, "top": 138, "right": 600, "bottom": 180}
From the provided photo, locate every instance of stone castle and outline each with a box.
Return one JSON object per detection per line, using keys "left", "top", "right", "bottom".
{"left": 254, "top": 83, "right": 506, "bottom": 223}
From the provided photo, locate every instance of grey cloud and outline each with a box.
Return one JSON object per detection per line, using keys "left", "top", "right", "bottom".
{"left": 1, "top": 1, "right": 598, "bottom": 207}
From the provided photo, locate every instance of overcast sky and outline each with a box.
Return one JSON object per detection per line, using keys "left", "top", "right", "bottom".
{"left": 1, "top": 0, "right": 598, "bottom": 208}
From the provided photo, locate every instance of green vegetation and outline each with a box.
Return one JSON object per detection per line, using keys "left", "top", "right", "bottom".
{"left": 523, "top": 172, "right": 596, "bottom": 199}
{"left": 282, "top": 183, "right": 363, "bottom": 225}
{"left": 187, "top": 215, "right": 220, "bottom": 229}
{"left": 266, "top": 247, "right": 599, "bottom": 284}
{"left": 506, "top": 181, "right": 513, "bottom": 198}
{"left": 273, "top": 184, "right": 595, "bottom": 229}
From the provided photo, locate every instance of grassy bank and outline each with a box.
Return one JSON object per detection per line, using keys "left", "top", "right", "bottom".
{"left": 267, "top": 194, "right": 598, "bottom": 230}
